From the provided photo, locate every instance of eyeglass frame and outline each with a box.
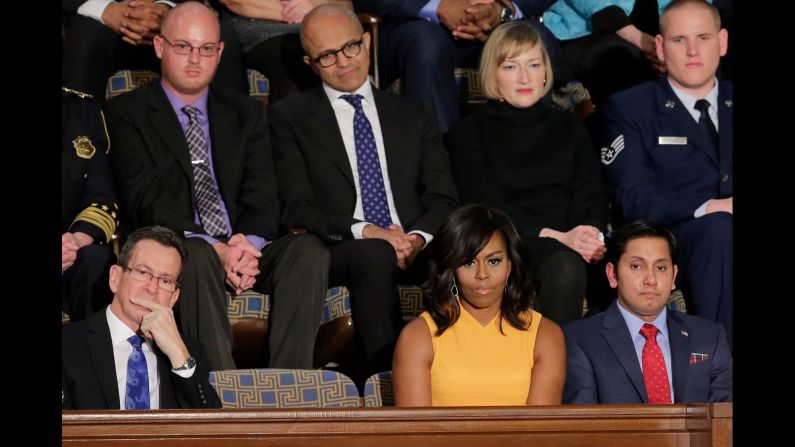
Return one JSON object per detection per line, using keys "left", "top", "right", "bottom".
{"left": 310, "top": 36, "right": 365, "bottom": 68}
{"left": 120, "top": 265, "right": 181, "bottom": 293}
{"left": 158, "top": 35, "right": 222, "bottom": 57}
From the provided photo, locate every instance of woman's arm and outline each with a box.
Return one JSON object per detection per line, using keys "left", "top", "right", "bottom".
{"left": 219, "top": 0, "right": 352, "bottom": 23}
{"left": 219, "top": 0, "right": 285, "bottom": 20}
{"left": 526, "top": 316, "right": 566, "bottom": 404}
{"left": 393, "top": 317, "right": 434, "bottom": 406}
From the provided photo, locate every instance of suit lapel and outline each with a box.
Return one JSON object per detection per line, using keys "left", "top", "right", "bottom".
{"left": 207, "top": 90, "right": 239, "bottom": 218}
{"left": 657, "top": 79, "right": 718, "bottom": 166}
{"left": 147, "top": 84, "right": 194, "bottom": 182}
{"left": 601, "top": 302, "right": 649, "bottom": 402}
{"left": 86, "top": 312, "right": 121, "bottom": 410}
{"left": 306, "top": 86, "right": 355, "bottom": 187}
{"left": 371, "top": 89, "right": 403, "bottom": 181}
{"left": 667, "top": 311, "right": 690, "bottom": 403}
{"left": 155, "top": 348, "right": 177, "bottom": 409}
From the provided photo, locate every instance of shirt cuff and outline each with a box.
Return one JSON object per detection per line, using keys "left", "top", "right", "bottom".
{"left": 694, "top": 200, "right": 710, "bottom": 218}
{"left": 351, "top": 221, "right": 370, "bottom": 240}
{"left": 245, "top": 235, "right": 269, "bottom": 252}
{"left": 513, "top": 3, "right": 524, "bottom": 20}
{"left": 419, "top": 0, "right": 443, "bottom": 24}
{"left": 184, "top": 231, "right": 220, "bottom": 247}
{"left": 408, "top": 230, "right": 433, "bottom": 249}
{"left": 171, "top": 365, "right": 196, "bottom": 378}
{"left": 77, "top": 0, "right": 114, "bottom": 24}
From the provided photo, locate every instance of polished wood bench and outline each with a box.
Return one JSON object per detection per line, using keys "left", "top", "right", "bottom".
{"left": 63, "top": 403, "right": 731, "bottom": 446}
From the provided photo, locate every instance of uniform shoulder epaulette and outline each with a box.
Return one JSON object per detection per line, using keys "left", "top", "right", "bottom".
{"left": 62, "top": 86, "right": 93, "bottom": 99}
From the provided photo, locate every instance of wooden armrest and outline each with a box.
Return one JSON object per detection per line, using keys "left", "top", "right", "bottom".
{"left": 357, "top": 13, "right": 381, "bottom": 24}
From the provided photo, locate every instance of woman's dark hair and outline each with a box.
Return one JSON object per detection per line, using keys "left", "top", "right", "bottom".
{"left": 425, "top": 204, "right": 536, "bottom": 335}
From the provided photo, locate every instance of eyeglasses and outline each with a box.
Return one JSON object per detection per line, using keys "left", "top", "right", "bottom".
{"left": 121, "top": 265, "right": 180, "bottom": 292}
{"left": 159, "top": 35, "right": 220, "bottom": 57}
{"left": 311, "top": 37, "right": 364, "bottom": 68}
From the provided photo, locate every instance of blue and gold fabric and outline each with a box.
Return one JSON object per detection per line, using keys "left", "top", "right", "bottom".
{"left": 363, "top": 371, "right": 394, "bottom": 407}
{"left": 105, "top": 69, "right": 269, "bottom": 101}
{"left": 208, "top": 368, "right": 361, "bottom": 408}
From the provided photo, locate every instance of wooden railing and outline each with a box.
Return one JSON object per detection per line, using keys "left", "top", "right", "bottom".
{"left": 63, "top": 403, "right": 732, "bottom": 447}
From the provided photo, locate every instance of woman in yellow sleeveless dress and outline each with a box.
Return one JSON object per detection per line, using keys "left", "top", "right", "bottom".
{"left": 393, "top": 204, "right": 566, "bottom": 406}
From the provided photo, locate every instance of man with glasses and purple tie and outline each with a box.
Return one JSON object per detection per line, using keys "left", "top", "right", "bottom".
{"left": 269, "top": 3, "right": 459, "bottom": 386}
{"left": 63, "top": 226, "right": 221, "bottom": 410}
{"left": 106, "top": 1, "right": 329, "bottom": 372}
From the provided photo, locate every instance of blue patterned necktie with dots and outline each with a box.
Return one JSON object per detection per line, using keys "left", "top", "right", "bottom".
{"left": 125, "top": 335, "right": 150, "bottom": 410}
{"left": 182, "top": 105, "right": 230, "bottom": 238}
{"left": 341, "top": 94, "right": 392, "bottom": 228}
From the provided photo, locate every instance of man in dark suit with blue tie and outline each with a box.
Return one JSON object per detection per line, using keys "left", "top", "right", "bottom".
{"left": 270, "top": 4, "right": 459, "bottom": 382}
{"left": 599, "top": 0, "right": 732, "bottom": 348}
{"left": 563, "top": 220, "right": 732, "bottom": 404}
{"left": 63, "top": 226, "right": 221, "bottom": 410}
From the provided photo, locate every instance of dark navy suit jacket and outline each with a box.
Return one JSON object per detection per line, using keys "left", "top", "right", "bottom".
{"left": 563, "top": 300, "right": 732, "bottom": 404}
{"left": 600, "top": 77, "right": 733, "bottom": 228}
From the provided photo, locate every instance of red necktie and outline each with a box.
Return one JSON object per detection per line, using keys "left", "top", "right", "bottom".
{"left": 640, "top": 323, "right": 672, "bottom": 404}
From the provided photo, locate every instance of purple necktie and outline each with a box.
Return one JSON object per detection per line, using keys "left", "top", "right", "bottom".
{"left": 182, "top": 105, "right": 230, "bottom": 238}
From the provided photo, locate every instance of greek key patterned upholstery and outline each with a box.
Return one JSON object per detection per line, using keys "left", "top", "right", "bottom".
{"left": 105, "top": 69, "right": 269, "bottom": 100}
{"left": 226, "top": 290, "right": 271, "bottom": 320}
{"left": 208, "top": 368, "right": 361, "bottom": 408}
{"left": 363, "top": 371, "right": 394, "bottom": 407}
{"left": 322, "top": 287, "right": 350, "bottom": 321}
{"left": 667, "top": 289, "right": 687, "bottom": 313}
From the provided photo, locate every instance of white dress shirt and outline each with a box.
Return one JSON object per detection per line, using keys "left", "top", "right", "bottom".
{"left": 667, "top": 78, "right": 721, "bottom": 219}
{"left": 322, "top": 80, "right": 433, "bottom": 245}
{"left": 106, "top": 306, "right": 194, "bottom": 410}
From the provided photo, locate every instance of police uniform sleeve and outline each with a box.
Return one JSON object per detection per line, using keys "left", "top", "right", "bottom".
{"left": 65, "top": 89, "right": 119, "bottom": 243}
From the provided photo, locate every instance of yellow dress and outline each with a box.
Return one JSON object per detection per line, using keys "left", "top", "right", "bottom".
{"left": 420, "top": 306, "right": 542, "bottom": 406}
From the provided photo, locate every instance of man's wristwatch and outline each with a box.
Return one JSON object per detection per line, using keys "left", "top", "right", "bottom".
{"left": 495, "top": 0, "right": 514, "bottom": 23}
{"left": 172, "top": 356, "right": 196, "bottom": 371}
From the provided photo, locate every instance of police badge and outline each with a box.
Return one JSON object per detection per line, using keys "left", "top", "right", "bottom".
{"left": 73, "top": 136, "right": 96, "bottom": 159}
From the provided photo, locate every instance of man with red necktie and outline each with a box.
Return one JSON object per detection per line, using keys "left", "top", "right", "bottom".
{"left": 562, "top": 220, "right": 731, "bottom": 404}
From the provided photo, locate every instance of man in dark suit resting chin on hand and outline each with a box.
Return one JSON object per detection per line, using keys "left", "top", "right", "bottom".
{"left": 63, "top": 226, "right": 221, "bottom": 410}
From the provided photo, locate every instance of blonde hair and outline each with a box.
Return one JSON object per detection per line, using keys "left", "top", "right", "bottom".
{"left": 479, "top": 22, "right": 553, "bottom": 101}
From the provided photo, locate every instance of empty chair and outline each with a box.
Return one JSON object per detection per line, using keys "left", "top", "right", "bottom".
{"left": 208, "top": 368, "right": 360, "bottom": 408}
{"left": 363, "top": 371, "right": 394, "bottom": 407}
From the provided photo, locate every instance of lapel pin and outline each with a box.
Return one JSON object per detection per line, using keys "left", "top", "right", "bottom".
{"left": 680, "top": 330, "right": 689, "bottom": 337}
{"left": 724, "top": 100, "right": 733, "bottom": 108}
{"left": 665, "top": 100, "right": 676, "bottom": 109}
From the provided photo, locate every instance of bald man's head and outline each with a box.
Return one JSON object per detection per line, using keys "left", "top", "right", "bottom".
{"left": 154, "top": 1, "right": 224, "bottom": 103}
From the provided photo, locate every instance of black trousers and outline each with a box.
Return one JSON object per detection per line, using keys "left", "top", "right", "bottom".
{"left": 672, "top": 213, "right": 733, "bottom": 350}
{"left": 176, "top": 234, "right": 329, "bottom": 371}
{"left": 328, "top": 238, "right": 430, "bottom": 376}
{"left": 62, "top": 244, "right": 116, "bottom": 321}
{"left": 62, "top": 14, "right": 248, "bottom": 102}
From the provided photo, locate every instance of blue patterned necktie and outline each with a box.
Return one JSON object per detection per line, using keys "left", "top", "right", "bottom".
{"left": 125, "top": 335, "right": 151, "bottom": 410}
{"left": 694, "top": 99, "right": 719, "bottom": 150}
{"left": 341, "top": 94, "right": 392, "bottom": 228}
{"left": 182, "top": 106, "right": 230, "bottom": 238}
